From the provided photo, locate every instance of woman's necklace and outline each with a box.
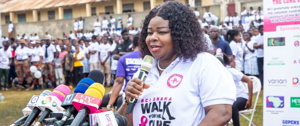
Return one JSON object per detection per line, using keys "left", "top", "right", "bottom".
{"left": 157, "top": 60, "right": 165, "bottom": 71}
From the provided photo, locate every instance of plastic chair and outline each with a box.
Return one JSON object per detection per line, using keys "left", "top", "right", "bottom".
{"left": 238, "top": 76, "right": 261, "bottom": 126}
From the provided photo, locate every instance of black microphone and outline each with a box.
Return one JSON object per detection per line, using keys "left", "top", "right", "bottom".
{"left": 88, "top": 70, "right": 105, "bottom": 84}
{"left": 115, "top": 113, "right": 128, "bottom": 126}
{"left": 126, "top": 55, "right": 154, "bottom": 114}
{"left": 10, "top": 115, "right": 29, "bottom": 126}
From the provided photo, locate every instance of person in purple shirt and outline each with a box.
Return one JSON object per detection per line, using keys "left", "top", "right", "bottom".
{"left": 100, "top": 33, "right": 141, "bottom": 111}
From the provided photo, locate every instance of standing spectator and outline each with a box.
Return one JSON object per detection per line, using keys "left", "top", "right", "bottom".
{"left": 62, "top": 46, "right": 74, "bottom": 88}
{"left": 22, "top": 34, "right": 28, "bottom": 40}
{"left": 17, "top": 34, "right": 21, "bottom": 40}
{"left": 102, "top": 17, "right": 109, "bottom": 30}
{"left": 249, "top": 6, "right": 256, "bottom": 15}
{"left": 8, "top": 21, "right": 14, "bottom": 38}
{"left": 194, "top": 8, "right": 200, "bottom": 17}
{"left": 82, "top": 40, "right": 90, "bottom": 77}
{"left": 94, "top": 19, "right": 101, "bottom": 36}
{"left": 69, "top": 31, "right": 76, "bottom": 40}
{"left": 210, "top": 26, "right": 233, "bottom": 56}
{"left": 88, "top": 35, "right": 100, "bottom": 71}
{"left": 224, "top": 12, "right": 233, "bottom": 25}
{"left": 254, "top": 25, "right": 264, "bottom": 87}
{"left": 8, "top": 43, "right": 17, "bottom": 88}
{"left": 73, "top": 45, "right": 84, "bottom": 86}
{"left": 0, "top": 41, "right": 12, "bottom": 91}
{"left": 243, "top": 32, "right": 259, "bottom": 76}
{"left": 244, "top": 13, "right": 252, "bottom": 32}
{"left": 33, "top": 33, "right": 39, "bottom": 41}
{"left": 127, "top": 14, "right": 133, "bottom": 30}
{"left": 258, "top": 6, "right": 263, "bottom": 15}
{"left": 53, "top": 52, "right": 64, "bottom": 85}
{"left": 15, "top": 39, "right": 31, "bottom": 90}
{"left": 45, "top": 32, "right": 52, "bottom": 40}
{"left": 29, "top": 34, "right": 34, "bottom": 41}
{"left": 226, "top": 29, "right": 243, "bottom": 71}
{"left": 74, "top": 19, "right": 79, "bottom": 37}
{"left": 241, "top": 7, "right": 248, "bottom": 24}
{"left": 117, "top": 17, "right": 123, "bottom": 31}
{"left": 113, "top": 29, "right": 133, "bottom": 60}
{"left": 98, "top": 36, "right": 112, "bottom": 86}
{"left": 110, "top": 16, "right": 116, "bottom": 30}
{"left": 232, "top": 12, "right": 240, "bottom": 27}
{"left": 78, "top": 17, "right": 84, "bottom": 34}
{"left": 42, "top": 36, "right": 57, "bottom": 88}
{"left": 203, "top": 7, "right": 211, "bottom": 20}
{"left": 30, "top": 40, "right": 44, "bottom": 90}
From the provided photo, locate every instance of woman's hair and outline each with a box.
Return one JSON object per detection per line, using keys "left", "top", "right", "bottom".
{"left": 225, "top": 29, "right": 240, "bottom": 43}
{"left": 139, "top": 1, "right": 207, "bottom": 61}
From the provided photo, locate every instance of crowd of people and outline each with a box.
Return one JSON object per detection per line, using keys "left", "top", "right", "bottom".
{"left": 0, "top": 2, "right": 264, "bottom": 126}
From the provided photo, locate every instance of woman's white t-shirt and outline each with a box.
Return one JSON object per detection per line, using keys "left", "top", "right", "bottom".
{"left": 31, "top": 47, "right": 44, "bottom": 62}
{"left": 229, "top": 41, "right": 243, "bottom": 71}
{"left": 132, "top": 53, "right": 236, "bottom": 126}
{"left": 244, "top": 41, "right": 256, "bottom": 60}
{"left": 227, "top": 67, "right": 248, "bottom": 99}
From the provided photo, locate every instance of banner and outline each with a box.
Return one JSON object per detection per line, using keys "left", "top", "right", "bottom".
{"left": 263, "top": 0, "right": 300, "bottom": 126}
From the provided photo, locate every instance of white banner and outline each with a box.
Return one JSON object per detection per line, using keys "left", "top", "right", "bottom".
{"left": 263, "top": 0, "right": 300, "bottom": 126}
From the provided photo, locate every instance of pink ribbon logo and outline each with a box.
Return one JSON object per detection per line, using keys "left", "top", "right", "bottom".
{"left": 139, "top": 116, "right": 148, "bottom": 126}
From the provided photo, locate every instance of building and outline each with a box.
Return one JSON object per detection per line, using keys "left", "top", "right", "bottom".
{"left": 0, "top": 0, "right": 262, "bottom": 39}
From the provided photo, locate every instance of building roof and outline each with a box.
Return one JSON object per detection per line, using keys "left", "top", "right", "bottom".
{"left": 0, "top": 0, "right": 110, "bottom": 13}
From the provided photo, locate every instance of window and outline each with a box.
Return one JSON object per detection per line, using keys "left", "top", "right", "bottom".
{"left": 48, "top": 11, "right": 55, "bottom": 20}
{"left": 5, "top": 15, "right": 10, "bottom": 24}
{"left": 143, "top": 1, "right": 150, "bottom": 11}
{"left": 195, "top": 0, "right": 201, "bottom": 6}
{"left": 91, "top": 7, "right": 97, "bottom": 16}
{"left": 105, "top": 6, "right": 113, "bottom": 14}
{"left": 63, "top": 9, "right": 72, "bottom": 19}
{"left": 18, "top": 14, "right": 26, "bottom": 23}
{"left": 123, "top": 3, "right": 134, "bottom": 13}
{"left": 38, "top": 12, "right": 41, "bottom": 21}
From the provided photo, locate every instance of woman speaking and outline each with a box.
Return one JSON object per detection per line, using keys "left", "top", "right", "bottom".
{"left": 117, "top": 1, "right": 236, "bottom": 126}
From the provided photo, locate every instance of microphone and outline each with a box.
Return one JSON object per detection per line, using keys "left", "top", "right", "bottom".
{"left": 10, "top": 107, "right": 33, "bottom": 126}
{"left": 23, "top": 90, "right": 52, "bottom": 126}
{"left": 54, "top": 78, "right": 95, "bottom": 126}
{"left": 34, "top": 85, "right": 71, "bottom": 126}
{"left": 126, "top": 55, "right": 154, "bottom": 114}
{"left": 89, "top": 111, "right": 128, "bottom": 126}
{"left": 88, "top": 70, "right": 105, "bottom": 84}
{"left": 71, "top": 83, "right": 105, "bottom": 126}
{"left": 115, "top": 113, "right": 128, "bottom": 126}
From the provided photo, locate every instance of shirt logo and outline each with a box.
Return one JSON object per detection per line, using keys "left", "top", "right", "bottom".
{"left": 167, "top": 74, "right": 183, "bottom": 88}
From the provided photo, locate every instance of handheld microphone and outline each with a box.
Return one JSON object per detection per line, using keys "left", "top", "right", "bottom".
{"left": 34, "top": 85, "right": 70, "bottom": 126}
{"left": 71, "top": 83, "right": 105, "bottom": 126}
{"left": 126, "top": 55, "right": 154, "bottom": 114}
{"left": 89, "top": 111, "right": 127, "bottom": 126}
{"left": 23, "top": 90, "right": 52, "bottom": 126}
{"left": 54, "top": 78, "right": 95, "bottom": 126}
{"left": 114, "top": 113, "right": 128, "bottom": 126}
{"left": 88, "top": 70, "right": 105, "bottom": 84}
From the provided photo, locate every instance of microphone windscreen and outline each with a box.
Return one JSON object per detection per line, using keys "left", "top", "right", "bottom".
{"left": 88, "top": 70, "right": 104, "bottom": 84}
{"left": 114, "top": 113, "right": 128, "bottom": 126}
{"left": 141, "top": 55, "right": 154, "bottom": 72}
{"left": 40, "top": 90, "right": 52, "bottom": 96}
{"left": 84, "top": 83, "right": 105, "bottom": 99}
{"left": 50, "top": 85, "right": 71, "bottom": 102}
{"left": 74, "top": 78, "right": 95, "bottom": 93}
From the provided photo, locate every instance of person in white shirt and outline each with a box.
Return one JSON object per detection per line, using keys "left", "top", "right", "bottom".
{"left": 102, "top": 17, "right": 109, "bottom": 29}
{"left": 8, "top": 21, "right": 14, "bottom": 38}
{"left": 215, "top": 52, "right": 253, "bottom": 126}
{"left": 15, "top": 39, "right": 32, "bottom": 89}
{"left": 203, "top": 7, "right": 211, "bottom": 21}
{"left": 30, "top": 40, "right": 44, "bottom": 89}
{"left": 249, "top": 7, "right": 256, "bottom": 15}
{"left": 127, "top": 14, "right": 133, "bottom": 30}
{"left": 253, "top": 25, "right": 264, "bottom": 87}
{"left": 74, "top": 19, "right": 79, "bottom": 37}
{"left": 88, "top": 35, "right": 100, "bottom": 71}
{"left": 29, "top": 34, "right": 34, "bottom": 41}
{"left": 45, "top": 32, "right": 52, "bottom": 40}
{"left": 242, "top": 32, "right": 258, "bottom": 76}
{"left": 42, "top": 36, "right": 57, "bottom": 87}
{"left": 22, "top": 34, "right": 28, "bottom": 40}
{"left": 84, "top": 30, "right": 89, "bottom": 39}
{"left": 0, "top": 41, "right": 12, "bottom": 90}
{"left": 226, "top": 29, "right": 243, "bottom": 71}
{"left": 33, "top": 33, "right": 39, "bottom": 41}
{"left": 78, "top": 17, "right": 84, "bottom": 34}
{"left": 98, "top": 36, "right": 112, "bottom": 86}
{"left": 194, "top": 8, "right": 200, "bottom": 17}
{"left": 258, "top": 6, "right": 263, "bottom": 15}
{"left": 244, "top": 13, "right": 252, "bottom": 32}
{"left": 17, "top": 34, "right": 21, "bottom": 40}
{"left": 118, "top": 2, "right": 235, "bottom": 125}
{"left": 224, "top": 12, "right": 233, "bottom": 25}
{"left": 94, "top": 19, "right": 101, "bottom": 36}
{"left": 69, "top": 31, "right": 76, "bottom": 40}
{"left": 110, "top": 16, "right": 116, "bottom": 30}
{"left": 232, "top": 12, "right": 240, "bottom": 27}
{"left": 241, "top": 7, "right": 248, "bottom": 24}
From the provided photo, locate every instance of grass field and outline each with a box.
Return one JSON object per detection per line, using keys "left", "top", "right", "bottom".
{"left": 0, "top": 88, "right": 263, "bottom": 125}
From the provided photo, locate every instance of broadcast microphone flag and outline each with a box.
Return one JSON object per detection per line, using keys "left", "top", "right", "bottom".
{"left": 126, "top": 55, "right": 154, "bottom": 114}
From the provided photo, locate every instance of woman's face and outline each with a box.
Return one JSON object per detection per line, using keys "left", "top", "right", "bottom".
{"left": 234, "top": 33, "right": 242, "bottom": 43}
{"left": 254, "top": 29, "right": 259, "bottom": 36}
{"left": 146, "top": 16, "right": 175, "bottom": 60}
{"left": 243, "top": 34, "right": 250, "bottom": 41}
